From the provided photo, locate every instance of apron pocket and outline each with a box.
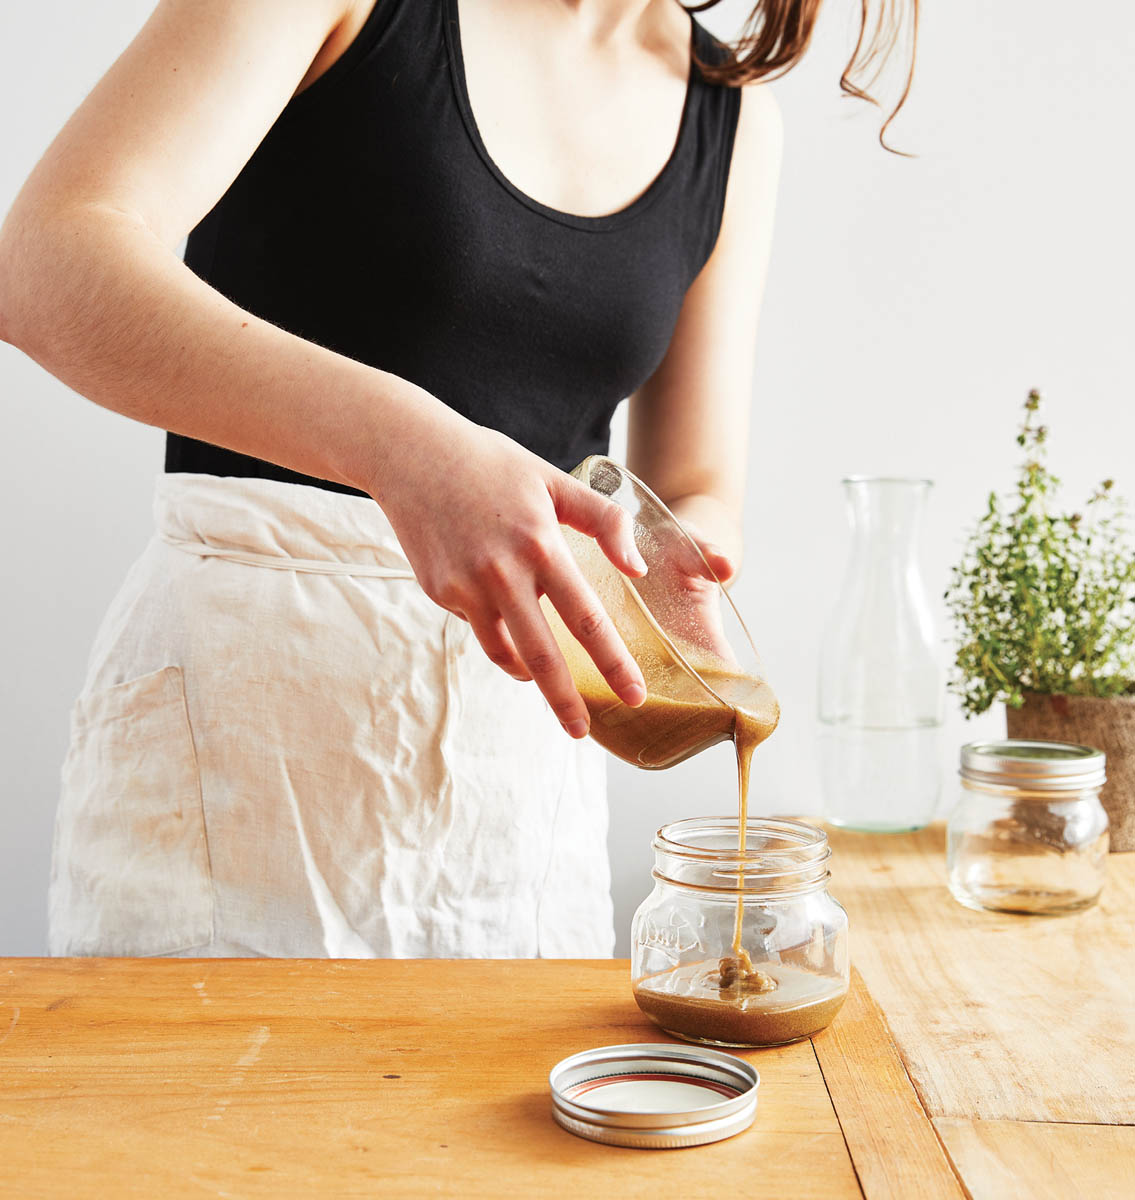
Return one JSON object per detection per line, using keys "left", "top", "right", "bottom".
{"left": 50, "top": 666, "right": 214, "bottom": 956}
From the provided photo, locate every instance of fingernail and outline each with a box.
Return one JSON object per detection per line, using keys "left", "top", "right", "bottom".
{"left": 621, "top": 683, "right": 646, "bottom": 707}
{"left": 564, "top": 719, "right": 590, "bottom": 739}
{"left": 629, "top": 547, "right": 648, "bottom": 575}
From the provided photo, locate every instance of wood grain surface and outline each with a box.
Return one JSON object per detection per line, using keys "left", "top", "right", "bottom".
{"left": 812, "top": 966, "right": 966, "bottom": 1200}
{"left": 934, "top": 1118, "right": 1135, "bottom": 1200}
{"left": 828, "top": 824, "right": 1135, "bottom": 1125}
{"left": 0, "top": 958, "right": 862, "bottom": 1200}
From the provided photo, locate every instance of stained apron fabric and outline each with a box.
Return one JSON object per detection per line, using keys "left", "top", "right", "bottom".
{"left": 48, "top": 473, "right": 614, "bottom": 959}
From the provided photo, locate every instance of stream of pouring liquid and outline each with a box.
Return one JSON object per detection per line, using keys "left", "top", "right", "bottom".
{"left": 726, "top": 695, "right": 776, "bottom": 977}
{"left": 570, "top": 645, "right": 779, "bottom": 982}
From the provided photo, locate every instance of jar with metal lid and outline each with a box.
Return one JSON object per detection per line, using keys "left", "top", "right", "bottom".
{"left": 948, "top": 740, "right": 1109, "bottom": 915}
{"left": 631, "top": 817, "right": 849, "bottom": 1048}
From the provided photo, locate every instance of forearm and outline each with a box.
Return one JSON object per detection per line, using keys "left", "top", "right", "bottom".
{"left": 0, "top": 203, "right": 460, "bottom": 497}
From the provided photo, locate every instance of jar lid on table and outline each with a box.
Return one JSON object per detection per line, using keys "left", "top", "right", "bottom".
{"left": 960, "top": 739, "right": 1106, "bottom": 792}
{"left": 549, "top": 1043, "right": 759, "bottom": 1149}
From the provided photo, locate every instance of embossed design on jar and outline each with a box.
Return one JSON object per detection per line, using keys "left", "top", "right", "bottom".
{"left": 639, "top": 911, "right": 702, "bottom": 958}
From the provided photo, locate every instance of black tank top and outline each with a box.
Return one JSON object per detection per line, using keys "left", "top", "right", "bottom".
{"left": 168, "top": 0, "right": 741, "bottom": 495}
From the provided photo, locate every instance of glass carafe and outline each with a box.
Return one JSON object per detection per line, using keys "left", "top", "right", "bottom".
{"left": 543, "top": 457, "right": 779, "bottom": 769}
{"left": 818, "top": 477, "right": 943, "bottom": 831}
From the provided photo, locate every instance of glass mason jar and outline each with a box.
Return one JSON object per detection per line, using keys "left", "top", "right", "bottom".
{"left": 948, "top": 740, "right": 1109, "bottom": 915}
{"left": 631, "top": 818, "right": 849, "bottom": 1048}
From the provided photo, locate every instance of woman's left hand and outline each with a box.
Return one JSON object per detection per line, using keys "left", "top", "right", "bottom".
{"left": 679, "top": 522, "right": 737, "bottom": 588}
{"left": 670, "top": 518, "right": 740, "bottom": 664}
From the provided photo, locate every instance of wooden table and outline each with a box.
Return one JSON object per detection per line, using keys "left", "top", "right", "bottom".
{"left": 1, "top": 826, "right": 1132, "bottom": 1198}
{"left": 827, "top": 825, "right": 1135, "bottom": 1200}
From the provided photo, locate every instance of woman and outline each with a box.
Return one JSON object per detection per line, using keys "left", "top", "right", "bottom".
{"left": 0, "top": 0, "right": 915, "bottom": 958}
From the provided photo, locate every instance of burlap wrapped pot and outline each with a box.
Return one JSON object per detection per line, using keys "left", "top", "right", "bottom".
{"left": 1006, "top": 692, "right": 1135, "bottom": 852}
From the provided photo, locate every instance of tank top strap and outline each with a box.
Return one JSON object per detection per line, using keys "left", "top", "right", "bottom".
{"left": 680, "top": 20, "right": 743, "bottom": 277}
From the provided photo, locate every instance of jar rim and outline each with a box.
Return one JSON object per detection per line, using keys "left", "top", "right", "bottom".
{"left": 654, "top": 817, "right": 829, "bottom": 878}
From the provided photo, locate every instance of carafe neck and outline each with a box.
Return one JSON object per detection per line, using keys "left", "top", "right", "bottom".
{"left": 844, "top": 477, "right": 930, "bottom": 560}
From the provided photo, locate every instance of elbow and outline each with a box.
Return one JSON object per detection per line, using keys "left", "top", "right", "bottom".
{"left": 0, "top": 217, "right": 37, "bottom": 354}
{"left": 0, "top": 235, "right": 17, "bottom": 350}
{"left": 1, "top": 199, "right": 147, "bottom": 362}
{"left": 0, "top": 205, "right": 87, "bottom": 362}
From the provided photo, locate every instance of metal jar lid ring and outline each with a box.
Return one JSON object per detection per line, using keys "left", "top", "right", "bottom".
{"left": 549, "top": 1042, "right": 760, "bottom": 1150}
{"left": 960, "top": 739, "right": 1106, "bottom": 792}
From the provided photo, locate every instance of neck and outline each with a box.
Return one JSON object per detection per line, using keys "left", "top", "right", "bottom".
{"left": 557, "top": 0, "right": 672, "bottom": 40}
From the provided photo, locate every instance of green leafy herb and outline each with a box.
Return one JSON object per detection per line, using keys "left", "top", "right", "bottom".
{"left": 946, "top": 389, "right": 1135, "bottom": 716}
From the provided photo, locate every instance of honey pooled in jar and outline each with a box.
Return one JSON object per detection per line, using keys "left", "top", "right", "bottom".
{"left": 633, "top": 961, "right": 847, "bottom": 1048}
{"left": 716, "top": 955, "right": 776, "bottom": 996}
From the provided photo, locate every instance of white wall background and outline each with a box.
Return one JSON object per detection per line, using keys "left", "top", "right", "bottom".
{"left": 2, "top": 1, "right": 1132, "bottom": 955}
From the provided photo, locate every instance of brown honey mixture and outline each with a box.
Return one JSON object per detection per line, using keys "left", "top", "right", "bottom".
{"left": 632, "top": 964, "right": 847, "bottom": 1047}
{"left": 581, "top": 665, "right": 779, "bottom": 986}
{"left": 584, "top": 664, "right": 788, "bottom": 977}
{"left": 593, "top": 660, "right": 847, "bottom": 1044}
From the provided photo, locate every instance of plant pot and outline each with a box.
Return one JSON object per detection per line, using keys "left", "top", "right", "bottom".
{"left": 1005, "top": 692, "right": 1135, "bottom": 852}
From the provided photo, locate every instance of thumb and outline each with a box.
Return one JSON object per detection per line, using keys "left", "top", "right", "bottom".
{"left": 551, "top": 476, "right": 648, "bottom": 578}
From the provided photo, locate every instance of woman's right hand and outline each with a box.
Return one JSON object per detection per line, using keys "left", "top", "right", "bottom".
{"left": 373, "top": 420, "right": 648, "bottom": 738}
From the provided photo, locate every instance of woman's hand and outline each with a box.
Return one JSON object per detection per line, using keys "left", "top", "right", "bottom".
{"left": 671, "top": 519, "right": 740, "bottom": 665}
{"left": 374, "top": 420, "right": 648, "bottom": 738}
{"left": 679, "top": 523, "right": 737, "bottom": 588}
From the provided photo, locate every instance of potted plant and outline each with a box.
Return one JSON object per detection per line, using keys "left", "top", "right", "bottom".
{"left": 946, "top": 390, "right": 1135, "bottom": 851}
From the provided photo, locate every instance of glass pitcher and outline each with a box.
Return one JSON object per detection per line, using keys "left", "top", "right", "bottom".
{"left": 542, "top": 457, "right": 778, "bottom": 769}
{"left": 818, "top": 477, "right": 943, "bottom": 831}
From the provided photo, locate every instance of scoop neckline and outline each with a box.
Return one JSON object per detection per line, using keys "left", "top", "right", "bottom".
{"left": 442, "top": 0, "right": 698, "bottom": 232}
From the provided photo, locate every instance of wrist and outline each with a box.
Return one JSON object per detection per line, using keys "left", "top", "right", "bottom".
{"left": 333, "top": 370, "right": 457, "bottom": 501}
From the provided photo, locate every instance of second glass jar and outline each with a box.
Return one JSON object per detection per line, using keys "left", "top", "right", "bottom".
{"left": 631, "top": 817, "right": 849, "bottom": 1048}
{"left": 948, "top": 740, "right": 1109, "bottom": 915}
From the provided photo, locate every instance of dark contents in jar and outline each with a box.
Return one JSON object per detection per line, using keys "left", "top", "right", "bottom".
{"left": 633, "top": 961, "right": 847, "bottom": 1047}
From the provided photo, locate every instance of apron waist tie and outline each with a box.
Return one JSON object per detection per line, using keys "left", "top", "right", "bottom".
{"left": 160, "top": 534, "right": 418, "bottom": 580}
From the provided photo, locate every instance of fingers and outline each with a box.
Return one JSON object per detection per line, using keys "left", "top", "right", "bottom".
{"left": 551, "top": 477, "right": 647, "bottom": 579}
{"left": 465, "top": 611, "right": 532, "bottom": 682}
{"left": 496, "top": 592, "right": 596, "bottom": 737}
{"left": 539, "top": 556, "right": 646, "bottom": 709}
{"left": 675, "top": 519, "right": 736, "bottom": 586}
{"left": 699, "top": 543, "right": 736, "bottom": 585}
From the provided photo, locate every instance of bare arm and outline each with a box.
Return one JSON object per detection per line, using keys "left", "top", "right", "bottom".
{"left": 0, "top": 0, "right": 435, "bottom": 492}
{"left": 627, "top": 84, "right": 783, "bottom": 582}
{"left": 0, "top": 0, "right": 646, "bottom": 734}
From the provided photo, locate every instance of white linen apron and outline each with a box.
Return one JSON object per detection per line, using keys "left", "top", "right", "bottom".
{"left": 49, "top": 474, "right": 614, "bottom": 958}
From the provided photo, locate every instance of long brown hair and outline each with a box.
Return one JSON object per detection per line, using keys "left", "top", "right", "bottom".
{"left": 687, "top": 0, "right": 920, "bottom": 153}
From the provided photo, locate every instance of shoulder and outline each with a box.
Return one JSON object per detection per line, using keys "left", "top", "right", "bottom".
{"left": 723, "top": 83, "right": 782, "bottom": 206}
{"left": 735, "top": 84, "right": 783, "bottom": 157}
{"left": 712, "top": 82, "right": 782, "bottom": 257}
